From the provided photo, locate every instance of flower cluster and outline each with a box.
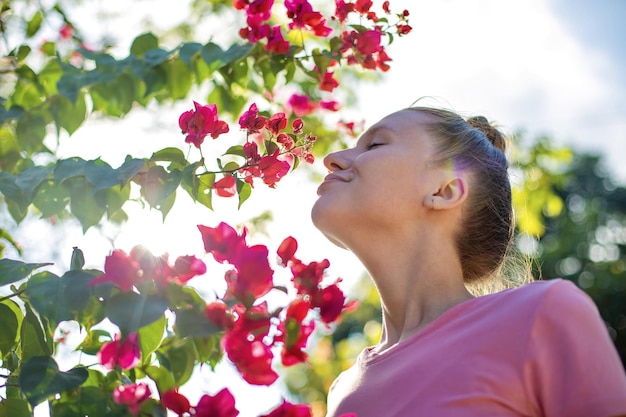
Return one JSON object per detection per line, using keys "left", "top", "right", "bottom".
{"left": 89, "top": 246, "right": 206, "bottom": 291}
{"left": 198, "top": 223, "right": 353, "bottom": 386}
{"left": 179, "top": 101, "right": 230, "bottom": 148}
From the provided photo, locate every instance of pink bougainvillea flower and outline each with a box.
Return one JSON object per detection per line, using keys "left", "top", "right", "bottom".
{"left": 129, "top": 245, "right": 172, "bottom": 287}
{"left": 113, "top": 383, "right": 151, "bottom": 416}
{"left": 162, "top": 389, "right": 191, "bottom": 417}
{"left": 228, "top": 244, "right": 274, "bottom": 300}
{"left": 397, "top": 23, "right": 412, "bottom": 35}
{"left": 239, "top": 103, "right": 267, "bottom": 132}
{"left": 258, "top": 152, "right": 291, "bottom": 187}
{"left": 287, "top": 94, "right": 316, "bottom": 117}
{"left": 355, "top": 29, "right": 382, "bottom": 55}
{"left": 291, "top": 118, "right": 303, "bottom": 133}
{"left": 290, "top": 258, "right": 330, "bottom": 296}
{"left": 213, "top": 175, "right": 237, "bottom": 198}
{"left": 178, "top": 101, "right": 230, "bottom": 148}
{"left": 334, "top": 0, "right": 355, "bottom": 22}
{"left": 382, "top": 0, "right": 390, "bottom": 13}
{"left": 355, "top": 0, "right": 373, "bottom": 13}
{"left": 89, "top": 250, "right": 141, "bottom": 292}
{"left": 266, "top": 112, "right": 288, "bottom": 135}
{"left": 276, "top": 133, "right": 295, "bottom": 151}
{"left": 193, "top": 388, "right": 239, "bottom": 417}
{"left": 277, "top": 236, "right": 298, "bottom": 266}
{"left": 198, "top": 222, "right": 247, "bottom": 263}
{"left": 223, "top": 331, "right": 278, "bottom": 385}
{"left": 319, "top": 71, "right": 339, "bottom": 92}
{"left": 231, "top": 302, "right": 272, "bottom": 340}
{"left": 277, "top": 298, "right": 315, "bottom": 366}
{"left": 97, "top": 333, "right": 141, "bottom": 370}
{"left": 312, "top": 284, "right": 346, "bottom": 324}
{"left": 320, "top": 100, "right": 340, "bottom": 111}
{"left": 285, "top": 0, "right": 332, "bottom": 37}
{"left": 205, "top": 301, "right": 234, "bottom": 330}
{"left": 247, "top": 0, "right": 274, "bottom": 20}
{"left": 172, "top": 255, "right": 206, "bottom": 283}
{"left": 265, "top": 25, "right": 290, "bottom": 54}
{"left": 59, "top": 24, "right": 73, "bottom": 39}
{"left": 260, "top": 400, "right": 312, "bottom": 417}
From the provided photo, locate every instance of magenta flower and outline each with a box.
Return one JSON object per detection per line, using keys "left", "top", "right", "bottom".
{"left": 193, "top": 388, "right": 239, "bottom": 417}
{"left": 113, "top": 382, "right": 151, "bottom": 416}
{"left": 178, "top": 101, "right": 230, "bottom": 148}
{"left": 97, "top": 333, "right": 141, "bottom": 370}
{"left": 89, "top": 250, "right": 141, "bottom": 292}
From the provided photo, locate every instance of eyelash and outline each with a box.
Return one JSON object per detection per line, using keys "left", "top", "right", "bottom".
{"left": 367, "top": 142, "right": 383, "bottom": 150}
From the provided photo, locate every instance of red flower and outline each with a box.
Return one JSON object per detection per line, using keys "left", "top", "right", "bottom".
{"left": 172, "top": 255, "right": 206, "bottom": 283}
{"left": 258, "top": 152, "right": 291, "bottom": 187}
{"left": 355, "top": 0, "right": 373, "bottom": 13}
{"left": 59, "top": 24, "right": 73, "bottom": 39}
{"left": 397, "top": 24, "right": 412, "bottom": 35}
{"left": 178, "top": 101, "right": 230, "bottom": 148}
{"left": 198, "top": 222, "right": 247, "bottom": 264}
{"left": 285, "top": 0, "right": 332, "bottom": 37}
{"left": 290, "top": 258, "right": 330, "bottom": 296}
{"left": 223, "top": 331, "right": 278, "bottom": 385}
{"left": 267, "top": 112, "right": 288, "bottom": 135}
{"left": 265, "top": 25, "right": 290, "bottom": 54}
{"left": 260, "top": 400, "right": 312, "bottom": 417}
{"left": 277, "top": 298, "right": 315, "bottom": 366}
{"left": 277, "top": 236, "right": 298, "bottom": 265}
{"left": 247, "top": 0, "right": 274, "bottom": 20}
{"left": 239, "top": 103, "right": 267, "bottom": 132}
{"left": 320, "top": 100, "right": 340, "bottom": 111}
{"left": 193, "top": 388, "right": 239, "bottom": 417}
{"left": 291, "top": 118, "right": 303, "bottom": 133}
{"left": 288, "top": 94, "right": 316, "bottom": 116}
{"left": 97, "top": 333, "right": 141, "bottom": 370}
{"left": 129, "top": 245, "right": 172, "bottom": 287}
{"left": 319, "top": 71, "right": 339, "bottom": 92}
{"left": 214, "top": 175, "right": 237, "bottom": 198}
{"left": 312, "top": 284, "right": 346, "bottom": 324}
{"left": 89, "top": 250, "right": 142, "bottom": 292}
{"left": 162, "top": 389, "right": 191, "bottom": 417}
{"left": 382, "top": 0, "right": 390, "bottom": 13}
{"left": 228, "top": 244, "right": 274, "bottom": 300}
{"left": 231, "top": 302, "right": 272, "bottom": 340}
{"left": 113, "top": 383, "right": 151, "bottom": 416}
{"left": 355, "top": 30, "right": 382, "bottom": 55}
{"left": 276, "top": 133, "right": 295, "bottom": 151}
{"left": 206, "top": 302, "right": 234, "bottom": 330}
{"left": 334, "top": 0, "right": 355, "bottom": 23}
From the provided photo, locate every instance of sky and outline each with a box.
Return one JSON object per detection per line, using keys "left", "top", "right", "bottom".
{"left": 8, "top": 0, "right": 626, "bottom": 415}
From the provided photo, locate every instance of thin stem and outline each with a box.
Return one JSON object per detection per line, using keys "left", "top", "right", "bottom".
{"left": 0, "top": 288, "right": 26, "bottom": 303}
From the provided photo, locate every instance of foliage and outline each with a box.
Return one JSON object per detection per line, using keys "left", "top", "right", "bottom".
{"left": 0, "top": 0, "right": 414, "bottom": 415}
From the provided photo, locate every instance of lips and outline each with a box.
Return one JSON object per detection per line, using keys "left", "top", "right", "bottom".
{"left": 317, "top": 173, "right": 350, "bottom": 194}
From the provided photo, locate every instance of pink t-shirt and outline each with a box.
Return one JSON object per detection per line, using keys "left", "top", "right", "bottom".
{"left": 325, "top": 279, "right": 626, "bottom": 417}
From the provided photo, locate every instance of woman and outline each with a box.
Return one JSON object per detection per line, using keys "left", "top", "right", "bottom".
{"left": 311, "top": 108, "right": 626, "bottom": 417}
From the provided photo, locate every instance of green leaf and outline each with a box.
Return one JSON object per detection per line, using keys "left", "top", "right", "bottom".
{"left": 224, "top": 145, "right": 245, "bottom": 158}
{"left": 70, "top": 247, "right": 85, "bottom": 270}
{"left": 236, "top": 179, "right": 252, "bottom": 208}
{"left": 174, "top": 309, "right": 220, "bottom": 338}
{"left": 91, "top": 74, "right": 136, "bottom": 117}
{"left": 145, "top": 365, "right": 175, "bottom": 394}
{"left": 0, "top": 398, "right": 32, "bottom": 417}
{"left": 144, "top": 48, "right": 171, "bottom": 67}
{"left": 16, "top": 165, "right": 53, "bottom": 199}
{"left": 61, "top": 269, "right": 97, "bottom": 311}
{"left": 106, "top": 292, "right": 168, "bottom": 334}
{"left": 116, "top": 158, "right": 145, "bottom": 185}
{"left": 131, "top": 33, "right": 159, "bottom": 57}
{"left": 0, "top": 300, "right": 23, "bottom": 359}
{"left": 32, "top": 179, "right": 70, "bottom": 217}
{"left": 194, "top": 335, "right": 223, "bottom": 368}
{"left": 50, "top": 93, "right": 87, "bottom": 135}
{"left": 150, "top": 147, "right": 187, "bottom": 168}
{"left": 15, "top": 112, "right": 47, "bottom": 153}
{"left": 222, "top": 43, "right": 254, "bottom": 65}
{"left": 54, "top": 157, "right": 86, "bottom": 183}
{"left": 0, "top": 172, "right": 30, "bottom": 212}
{"left": 26, "top": 11, "right": 43, "bottom": 37}
{"left": 94, "top": 183, "right": 130, "bottom": 217}
{"left": 0, "top": 259, "right": 52, "bottom": 286}
{"left": 26, "top": 271, "right": 74, "bottom": 324}
{"left": 65, "top": 177, "right": 107, "bottom": 232}
{"left": 20, "top": 305, "right": 51, "bottom": 362}
{"left": 166, "top": 59, "right": 192, "bottom": 100}
{"left": 165, "top": 340, "right": 197, "bottom": 386}
{"left": 84, "top": 159, "right": 118, "bottom": 193}
{"left": 138, "top": 315, "right": 166, "bottom": 363}
{"left": 179, "top": 42, "right": 203, "bottom": 68}
{"left": 19, "top": 356, "right": 88, "bottom": 406}
{"left": 16, "top": 45, "right": 32, "bottom": 63}
{"left": 137, "top": 165, "right": 182, "bottom": 208}
{"left": 201, "top": 43, "right": 225, "bottom": 72}
{"left": 0, "top": 303, "right": 19, "bottom": 356}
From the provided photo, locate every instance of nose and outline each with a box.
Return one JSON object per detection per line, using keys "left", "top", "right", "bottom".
{"left": 323, "top": 149, "right": 350, "bottom": 172}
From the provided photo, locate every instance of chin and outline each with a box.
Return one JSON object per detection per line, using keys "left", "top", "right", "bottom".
{"left": 311, "top": 199, "right": 348, "bottom": 250}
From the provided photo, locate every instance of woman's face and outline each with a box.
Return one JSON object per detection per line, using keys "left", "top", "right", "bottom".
{"left": 311, "top": 110, "right": 441, "bottom": 248}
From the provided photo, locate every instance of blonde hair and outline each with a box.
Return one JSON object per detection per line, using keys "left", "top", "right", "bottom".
{"left": 408, "top": 107, "right": 530, "bottom": 291}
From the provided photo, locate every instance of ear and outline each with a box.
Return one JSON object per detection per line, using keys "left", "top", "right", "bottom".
{"left": 423, "top": 177, "right": 468, "bottom": 210}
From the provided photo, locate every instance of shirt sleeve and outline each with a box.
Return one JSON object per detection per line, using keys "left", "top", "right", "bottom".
{"left": 524, "top": 279, "right": 626, "bottom": 417}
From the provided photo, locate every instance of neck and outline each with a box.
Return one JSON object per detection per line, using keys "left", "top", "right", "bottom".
{"left": 348, "top": 224, "right": 474, "bottom": 351}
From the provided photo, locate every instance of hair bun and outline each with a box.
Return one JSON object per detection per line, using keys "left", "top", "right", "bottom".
{"left": 466, "top": 116, "right": 506, "bottom": 152}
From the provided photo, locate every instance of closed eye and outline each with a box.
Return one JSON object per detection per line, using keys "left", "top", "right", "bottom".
{"left": 367, "top": 142, "right": 383, "bottom": 150}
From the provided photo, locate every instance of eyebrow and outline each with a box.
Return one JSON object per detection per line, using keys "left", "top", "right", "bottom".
{"left": 357, "top": 125, "right": 393, "bottom": 146}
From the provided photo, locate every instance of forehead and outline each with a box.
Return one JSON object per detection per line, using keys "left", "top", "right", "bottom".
{"left": 359, "top": 109, "right": 433, "bottom": 143}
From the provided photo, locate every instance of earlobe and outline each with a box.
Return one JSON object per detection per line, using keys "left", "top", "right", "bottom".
{"left": 424, "top": 177, "right": 468, "bottom": 210}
